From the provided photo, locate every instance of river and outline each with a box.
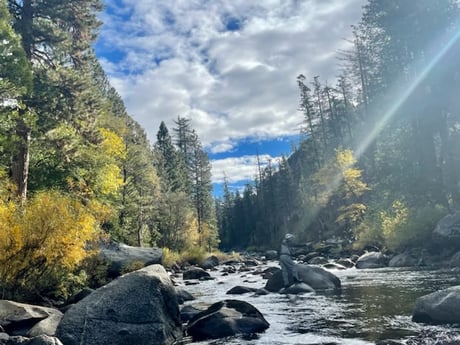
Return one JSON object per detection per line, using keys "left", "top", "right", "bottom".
{"left": 180, "top": 263, "right": 460, "bottom": 345}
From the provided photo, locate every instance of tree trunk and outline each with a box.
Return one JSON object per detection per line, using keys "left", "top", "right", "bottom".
{"left": 11, "top": 119, "right": 31, "bottom": 204}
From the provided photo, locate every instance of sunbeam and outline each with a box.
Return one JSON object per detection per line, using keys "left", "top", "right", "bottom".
{"left": 355, "top": 29, "right": 460, "bottom": 159}
{"left": 302, "top": 26, "right": 460, "bottom": 233}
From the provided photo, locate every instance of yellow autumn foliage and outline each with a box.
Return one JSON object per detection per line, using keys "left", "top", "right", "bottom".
{"left": 0, "top": 190, "right": 102, "bottom": 300}
{"left": 99, "top": 127, "right": 126, "bottom": 160}
{"left": 96, "top": 128, "right": 126, "bottom": 196}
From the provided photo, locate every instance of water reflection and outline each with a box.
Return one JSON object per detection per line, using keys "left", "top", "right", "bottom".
{"left": 181, "top": 266, "right": 460, "bottom": 345}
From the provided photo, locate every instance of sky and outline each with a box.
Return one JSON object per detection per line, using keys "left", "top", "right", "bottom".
{"left": 94, "top": 0, "right": 367, "bottom": 195}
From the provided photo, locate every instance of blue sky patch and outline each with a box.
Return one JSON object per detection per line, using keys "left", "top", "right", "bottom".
{"left": 209, "top": 135, "right": 300, "bottom": 160}
{"left": 224, "top": 16, "right": 243, "bottom": 32}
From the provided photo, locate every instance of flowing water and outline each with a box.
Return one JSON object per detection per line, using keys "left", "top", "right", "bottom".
{"left": 180, "top": 263, "right": 460, "bottom": 345}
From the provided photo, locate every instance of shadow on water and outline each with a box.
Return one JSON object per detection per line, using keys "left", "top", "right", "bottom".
{"left": 181, "top": 265, "right": 460, "bottom": 345}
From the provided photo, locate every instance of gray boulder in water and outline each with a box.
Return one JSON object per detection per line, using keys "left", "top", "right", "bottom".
{"left": 355, "top": 252, "right": 387, "bottom": 269}
{"left": 183, "top": 267, "right": 211, "bottom": 280}
{"left": 412, "top": 285, "right": 460, "bottom": 325}
{"left": 56, "top": 264, "right": 182, "bottom": 345}
{"left": 265, "top": 264, "right": 341, "bottom": 292}
{"left": 186, "top": 299, "right": 269, "bottom": 340}
{"left": 200, "top": 255, "right": 220, "bottom": 269}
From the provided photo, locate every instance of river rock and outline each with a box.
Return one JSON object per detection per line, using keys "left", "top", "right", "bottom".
{"left": 176, "top": 288, "right": 195, "bottom": 304}
{"left": 265, "top": 264, "right": 341, "bottom": 292}
{"left": 336, "top": 258, "right": 355, "bottom": 268}
{"left": 183, "top": 267, "right": 211, "bottom": 280}
{"left": 186, "top": 299, "right": 269, "bottom": 340}
{"left": 226, "top": 286, "right": 258, "bottom": 295}
{"left": 260, "top": 266, "right": 280, "bottom": 279}
{"left": 241, "top": 258, "right": 261, "bottom": 267}
{"left": 180, "top": 305, "right": 204, "bottom": 323}
{"left": 308, "top": 256, "right": 329, "bottom": 265}
{"left": 412, "top": 285, "right": 460, "bottom": 324}
{"left": 297, "top": 264, "right": 341, "bottom": 290}
{"left": 355, "top": 252, "right": 387, "bottom": 269}
{"left": 56, "top": 264, "right": 182, "bottom": 345}
{"left": 265, "top": 250, "right": 278, "bottom": 260}
{"left": 388, "top": 252, "right": 418, "bottom": 267}
{"left": 200, "top": 255, "right": 219, "bottom": 270}
{"left": 0, "top": 301, "right": 63, "bottom": 337}
{"left": 100, "top": 240, "right": 162, "bottom": 277}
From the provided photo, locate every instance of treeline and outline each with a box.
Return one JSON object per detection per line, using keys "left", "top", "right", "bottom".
{"left": 216, "top": 0, "right": 460, "bottom": 252}
{"left": 0, "top": 0, "right": 216, "bottom": 300}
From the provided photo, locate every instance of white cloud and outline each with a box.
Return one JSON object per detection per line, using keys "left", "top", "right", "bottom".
{"left": 98, "top": 0, "right": 366, "bottom": 183}
{"left": 211, "top": 154, "right": 280, "bottom": 184}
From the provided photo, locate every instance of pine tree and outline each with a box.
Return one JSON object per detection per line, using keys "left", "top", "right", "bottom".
{"left": 154, "top": 121, "right": 187, "bottom": 193}
{"left": 0, "top": 0, "right": 32, "bottom": 185}
{"left": 7, "top": 0, "right": 103, "bottom": 202}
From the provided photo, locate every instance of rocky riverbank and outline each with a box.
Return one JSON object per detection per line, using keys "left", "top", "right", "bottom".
{"left": 1, "top": 245, "right": 460, "bottom": 345}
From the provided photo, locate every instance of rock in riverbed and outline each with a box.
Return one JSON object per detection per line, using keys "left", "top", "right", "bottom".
{"left": 186, "top": 299, "right": 269, "bottom": 341}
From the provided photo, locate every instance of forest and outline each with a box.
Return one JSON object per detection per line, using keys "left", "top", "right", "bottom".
{"left": 1, "top": 0, "right": 460, "bottom": 301}
{"left": 216, "top": 1, "right": 460, "bottom": 252}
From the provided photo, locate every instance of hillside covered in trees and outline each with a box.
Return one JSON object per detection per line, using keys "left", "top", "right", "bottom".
{"left": 1, "top": 0, "right": 460, "bottom": 302}
{"left": 0, "top": 0, "right": 216, "bottom": 301}
{"left": 216, "top": 0, "right": 460, "bottom": 252}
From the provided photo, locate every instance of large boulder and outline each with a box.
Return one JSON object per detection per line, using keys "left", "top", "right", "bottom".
{"left": 100, "top": 240, "right": 163, "bottom": 277}
{"left": 355, "top": 252, "right": 387, "bottom": 269}
{"left": 297, "top": 264, "right": 341, "bottom": 290}
{"left": 0, "top": 301, "right": 63, "bottom": 337}
{"left": 183, "top": 267, "right": 211, "bottom": 280}
{"left": 200, "top": 256, "right": 219, "bottom": 270}
{"left": 186, "top": 300, "right": 269, "bottom": 341}
{"left": 412, "top": 285, "right": 460, "bottom": 325}
{"left": 56, "top": 264, "right": 182, "bottom": 345}
{"left": 265, "top": 264, "right": 341, "bottom": 292}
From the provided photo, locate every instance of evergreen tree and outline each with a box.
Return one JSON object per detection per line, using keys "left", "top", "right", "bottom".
{"left": 0, "top": 0, "right": 32, "bottom": 184}
{"left": 7, "top": 0, "right": 102, "bottom": 202}
{"left": 172, "top": 117, "right": 218, "bottom": 249}
{"left": 154, "top": 121, "right": 187, "bottom": 193}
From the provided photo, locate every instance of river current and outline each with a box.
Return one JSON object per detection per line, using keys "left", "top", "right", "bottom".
{"left": 180, "top": 263, "right": 460, "bottom": 345}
